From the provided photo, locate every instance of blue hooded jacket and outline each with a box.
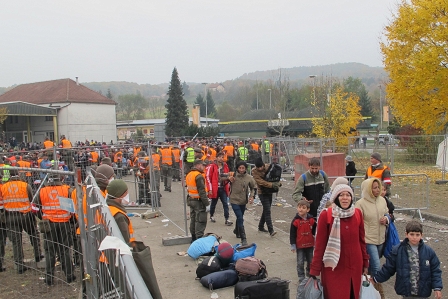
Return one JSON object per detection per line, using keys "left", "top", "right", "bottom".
{"left": 374, "top": 238, "right": 443, "bottom": 297}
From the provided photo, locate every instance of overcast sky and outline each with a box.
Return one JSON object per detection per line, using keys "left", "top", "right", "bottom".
{"left": 1, "top": 0, "right": 398, "bottom": 87}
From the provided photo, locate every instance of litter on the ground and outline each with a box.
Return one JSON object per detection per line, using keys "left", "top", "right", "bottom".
{"left": 211, "top": 291, "right": 219, "bottom": 298}
{"left": 275, "top": 220, "right": 286, "bottom": 223}
{"left": 163, "top": 224, "right": 168, "bottom": 227}
{"left": 161, "top": 219, "right": 169, "bottom": 222}
{"left": 145, "top": 221, "right": 151, "bottom": 224}
{"left": 439, "top": 229, "right": 448, "bottom": 233}
{"left": 177, "top": 251, "right": 188, "bottom": 256}
{"left": 283, "top": 204, "right": 292, "bottom": 208}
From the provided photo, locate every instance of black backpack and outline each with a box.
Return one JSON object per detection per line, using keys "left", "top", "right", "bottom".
{"left": 196, "top": 256, "right": 222, "bottom": 279}
{"left": 260, "top": 163, "right": 282, "bottom": 193}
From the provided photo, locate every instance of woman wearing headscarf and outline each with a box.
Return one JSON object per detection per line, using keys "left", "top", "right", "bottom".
{"left": 228, "top": 161, "right": 255, "bottom": 246}
{"left": 355, "top": 178, "right": 388, "bottom": 298}
{"left": 310, "top": 184, "right": 369, "bottom": 299}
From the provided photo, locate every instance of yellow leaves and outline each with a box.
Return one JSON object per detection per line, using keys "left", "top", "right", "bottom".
{"left": 311, "top": 87, "right": 363, "bottom": 147}
{"left": 382, "top": 0, "right": 448, "bottom": 134}
{"left": 0, "top": 107, "right": 7, "bottom": 125}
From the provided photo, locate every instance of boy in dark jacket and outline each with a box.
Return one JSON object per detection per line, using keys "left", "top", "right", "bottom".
{"left": 290, "top": 200, "right": 316, "bottom": 282}
{"left": 373, "top": 220, "right": 442, "bottom": 299}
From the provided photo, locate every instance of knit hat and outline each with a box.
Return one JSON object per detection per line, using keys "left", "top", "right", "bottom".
{"left": 94, "top": 164, "right": 115, "bottom": 188}
{"left": 106, "top": 179, "right": 128, "bottom": 199}
{"left": 236, "top": 161, "right": 248, "bottom": 170}
{"left": 345, "top": 155, "right": 353, "bottom": 162}
{"left": 101, "top": 157, "right": 112, "bottom": 165}
{"left": 371, "top": 152, "right": 382, "bottom": 162}
{"left": 255, "top": 157, "right": 264, "bottom": 168}
{"left": 331, "top": 177, "right": 349, "bottom": 190}
{"left": 330, "top": 184, "right": 354, "bottom": 203}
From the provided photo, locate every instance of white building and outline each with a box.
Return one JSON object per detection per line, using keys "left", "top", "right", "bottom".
{"left": 0, "top": 78, "right": 117, "bottom": 144}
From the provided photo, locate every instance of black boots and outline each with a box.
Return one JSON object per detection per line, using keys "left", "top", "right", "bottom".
{"left": 239, "top": 226, "right": 247, "bottom": 246}
{"left": 190, "top": 234, "right": 196, "bottom": 244}
{"left": 233, "top": 224, "right": 240, "bottom": 238}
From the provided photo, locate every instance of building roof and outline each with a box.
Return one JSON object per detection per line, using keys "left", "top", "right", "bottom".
{"left": 0, "top": 101, "right": 57, "bottom": 116}
{"left": 0, "top": 78, "right": 116, "bottom": 105}
{"left": 116, "top": 117, "right": 220, "bottom": 127}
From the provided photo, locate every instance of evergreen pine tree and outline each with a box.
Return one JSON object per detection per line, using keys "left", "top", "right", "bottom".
{"left": 195, "top": 93, "right": 206, "bottom": 117}
{"left": 165, "top": 67, "right": 189, "bottom": 136}
{"left": 182, "top": 81, "right": 190, "bottom": 97}
{"left": 106, "top": 88, "right": 113, "bottom": 100}
{"left": 206, "top": 90, "right": 216, "bottom": 116}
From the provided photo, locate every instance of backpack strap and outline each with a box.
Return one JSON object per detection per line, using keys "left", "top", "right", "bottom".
{"left": 301, "top": 173, "right": 306, "bottom": 182}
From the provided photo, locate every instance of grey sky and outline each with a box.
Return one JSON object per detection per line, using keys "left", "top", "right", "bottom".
{"left": 1, "top": 0, "right": 398, "bottom": 87}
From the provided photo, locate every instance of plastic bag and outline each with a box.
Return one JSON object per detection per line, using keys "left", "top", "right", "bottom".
{"left": 360, "top": 275, "right": 380, "bottom": 299}
{"left": 383, "top": 218, "right": 400, "bottom": 258}
{"left": 297, "top": 277, "right": 324, "bottom": 299}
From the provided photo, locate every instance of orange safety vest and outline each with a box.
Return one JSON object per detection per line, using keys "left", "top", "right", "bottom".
{"left": 109, "top": 206, "right": 135, "bottom": 242}
{"left": 71, "top": 186, "right": 87, "bottom": 235}
{"left": 270, "top": 144, "right": 273, "bottom": 156}
{"left": 186, "top": 170, "right": 208, "bottom": 198}
{"left": 62, "top": 139, "right": 72, "bottom": 148}
{"left": 0, "top": 183, "right": 4, "bottom": 211}
{"left": 17, "top": 160, "right": 32, "bottom": 177}
{"left": 133, "top": 147, "right": 141, "bottom": 156}
{"left": 114, "top": 151, "right": 123, "bottom": 163}
{"left": 44, "top": 140, "right": 54, "bottom": 149}
{"left": 209, "top": 148, "right": 217, "bottom": 161}
{"left": 90, "top": 151, "right": 99, "bottom": 163}
{"left": 1, "top": 181, "right": 31, "bottom": 213}
{"left": 151, "top": 154, "right": 160, "bottom": 170}
{"left": 251, "top": 143, "right": 259, "bottom": 151}
{"left": 367, "top": 165, "right": 388, "bottom": 180}
{"left": 172, "top": 148, "right": 180, "bottom": 163}
{"left": 160, "top": 148, "right": 173, "bottom": 165}
{"left": 223, "top": 145, "right": 234, "bottom": 157}
{"left": 40, "top": 185, "right": 72, "bottom": 222}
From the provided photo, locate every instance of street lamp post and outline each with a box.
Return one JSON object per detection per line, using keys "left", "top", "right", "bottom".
{"left": 309, "top": 75, "right": 316, "bottom": 101}
{"left": 379, "top": 85, "right": 383, "bottom": 130}
{"left": 202, "top": 83, "right": 207, "bottom": 127}
{"left": 268, "top": 89, "right": 272, "bottom": 109}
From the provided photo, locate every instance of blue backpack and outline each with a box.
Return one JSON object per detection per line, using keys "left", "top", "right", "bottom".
{"left": 383, "top": 215, "right": 400, "bottom": 258}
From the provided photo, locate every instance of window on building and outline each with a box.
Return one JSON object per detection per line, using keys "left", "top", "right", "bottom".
{"left": 14, "top": 116, "right": 18, "bottom": 123}
{"left": 45, "top": 116, "right": 52, "bottom": 121}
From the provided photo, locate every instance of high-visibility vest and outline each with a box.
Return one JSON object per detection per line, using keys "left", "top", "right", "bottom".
{"left": 1, "top": 180, "right": 31, "bottom": 213}
{"left": 238, "top": 146, "right": 248, "bottom": 161}
{"left": 367, "top": 165, "right": 388, "bottom": 181}
{"left": 263, "top": 140, "right": 270, "bottom": 153}
{"left": 186, "top": 170, "right": 207, "bottom": 198}
{"left": 270, "top": 144, "right": 273, "bottom": 156}
{"left": 134, "top": 147, "right": 141, "bottom": 156}
{"left": 0, "top": 183, "right": 3, "bottom": 211}
{"left": 160, "top": 148, "right": 173, "bottom": 165}
{"left": 40, "top": 185, "right": 72, "bottom": 222}
{"left": 2, "top": 165, "right": 11, "bottom": 182}
{"left": 185, "top": 148, "right": 195, "bottom": 163}
{"left": 251, "top": 143, "right": 259, "bottom": 151}
{"left": 71, "top": 186, "right": 87, "bottom": 235}
{"left": 109, "top": 206, "right": 135, "bottom": 242}
{"left": 62, "top": 139, "right": 72, "bottom": 148}
{"left": 151, "top": 154, "right": 160, "bottom": 170}
{"left": 90, "top": 151, "right": 99, "bottom": 163}
{"left": 44, "top": 140, "right": 54, "bottom": 149}
{"left": 114, "top": 151, "right": 123, "bottom": 163}
{"left": 224, "top": 145, "right": 234, "bottom": 157}
{"left": 209, "top": 148, "right": 217, "bottom": 161}
{"left": 17, "top": 160, "right": 32, "bottom": 177}
{"left": 172, "top": 148, "right": 180, "bottom": 163}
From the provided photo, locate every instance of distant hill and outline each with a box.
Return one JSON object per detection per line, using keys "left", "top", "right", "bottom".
{"left": 239, "top": 63, "right": 387, "bottom": 89}
{"left": 0, "top": 63, "right": 388, "bottom": 98}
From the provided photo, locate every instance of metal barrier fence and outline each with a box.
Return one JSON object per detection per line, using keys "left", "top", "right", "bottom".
{"left": 0, "top": 167, "right": 83, "bottom": 299}
{"left": 81, "top": 173, "right": 152, "bottom": 299}
{"left": 347, "top": 135, "right": 446, "bottom": 176}
{"left": 330, "top": 173, "right": 429, "bottom": 221}
{"left": 0, "top": 166, "right": 153, "bottom": 299}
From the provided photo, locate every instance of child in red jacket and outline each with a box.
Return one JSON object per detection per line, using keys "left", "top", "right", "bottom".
{"left": 290, "top": 200, "right": 316, "bottom": 282}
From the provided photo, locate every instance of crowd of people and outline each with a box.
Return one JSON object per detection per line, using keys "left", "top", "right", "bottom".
{"left": 0, "top": 134, "right": 443, "bottom": 298}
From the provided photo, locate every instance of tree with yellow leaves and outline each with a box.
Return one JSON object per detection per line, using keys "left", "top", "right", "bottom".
{"left": 381, "top": 0, "right": 448, "bottom": 134}
{"left": 311, "top": 87, "right": 363, "bottom": 147}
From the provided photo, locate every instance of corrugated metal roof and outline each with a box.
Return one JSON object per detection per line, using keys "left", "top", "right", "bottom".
{"left": 0, "top": 101, "right": 57, "bottom": 116}
{"left": 0, "top": 78, "right": 116, "bottom": 105}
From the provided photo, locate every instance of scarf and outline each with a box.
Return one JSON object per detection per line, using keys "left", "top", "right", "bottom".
{"left": 322, "top": 204, "right": 355, "bottom": 270}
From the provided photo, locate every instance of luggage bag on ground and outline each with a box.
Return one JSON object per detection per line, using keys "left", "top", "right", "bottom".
{"left": 200, "top": 269, "right": 239, "bottom": 290}
{"left": 196, "top": 256, "right": 222, "bottom": 278}
{"left": 234, "top": 277, "right": 290, "bottom": 299}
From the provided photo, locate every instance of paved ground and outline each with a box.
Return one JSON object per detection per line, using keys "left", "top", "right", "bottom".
{"left": 123, "top": 176, "right": 448, "bottom": 299}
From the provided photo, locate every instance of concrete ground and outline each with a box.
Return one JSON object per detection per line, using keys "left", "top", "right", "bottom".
{"left": 123, "top": 176, "right": 446, "bottom": 299}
